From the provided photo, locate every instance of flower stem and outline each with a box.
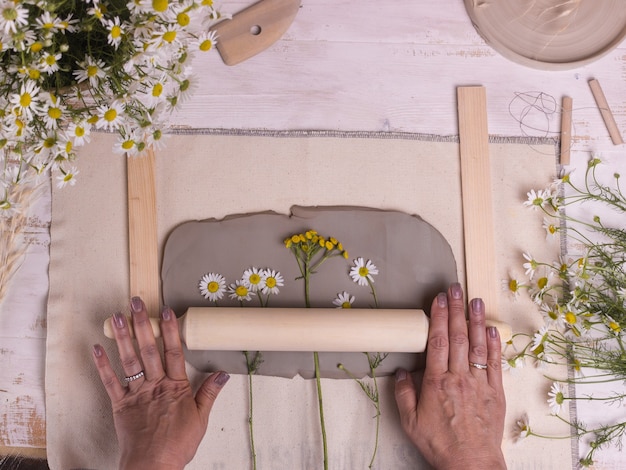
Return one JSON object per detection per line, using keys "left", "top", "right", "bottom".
{"left": 313, "top": 351, "right": 328, "bottom": 470}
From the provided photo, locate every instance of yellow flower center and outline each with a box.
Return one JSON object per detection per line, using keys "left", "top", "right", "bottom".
{"left": 199, "top": 39, "right": 213, "bottom": 51}
{"left": 74, "top": 126, "right": 85, "bottom": 137}
{"left": 104, "top": 109, "right": 117, "bottom": 122}
{"left": 359, "top": 267, "right": 369, "bottom": 277}
{"left": 565, "top": 312, "right": 577, "bottom": 324}
{"left": 65, "top": 141, "right": 72, "bottom": 153}
{"left": 48, "top": 107, "right": 62, "bottom": 120}
{"left": 609, "top": 322, "right": 621, "bottom": 333}
{"left": 45, "top": 55, "right": 57, "bottom": 66}
{"left": 249, "top": 274, "right": 261, "bottom": 285}
{"left": 42, "top": 22, "right": 54, "bottom": 30}
{"left": 163, "top": 30, "right": 177, "bottom": 43}
{"left": 548, "top": 224, "right": 557, "bottom": 234}
{"left": 508, "top": 279, "right": 518, "bottom": 292}
{"left": 266, "top": 277, "right": 276, "bottom": 288}
{"left": 29, "top": 69, "right": 40, "bottom": 80}
{"left": 88, "top": 115, "right": 99, "bottom": 125}
{"left": 177, "top": 12, "right": 189, "bottom": 26}
{"left": 152, "top": 82, "right": 163, "bottom": 97}
{"left": 44, "top": 137, "right": 56, "bottom": 148}
{"left": 153, "top": 0, "right": 168, "bottom": 12}
{"left": 235, "top": 285, "right": 248, "bottom": 297}
{"left": 341, "top": 301, "right": 351, "bottom": 308}
{"left": 31, "top": 42, "right": 44, "bottom": 52}
{"left": 537, "top": 277, "right": 548, "bottom": 289}
{"left": 325, "top": 241, "right": 333, "bottom": 250}
{"left": 19, "top": 92, "right": 31, "bottom": 108}
{"left": 87, "top": 65, "right": 99, "bottom": 77}
{"left": 64, "top": 173, "right": 73, "bottom": 182}
{"left": 111, "top": 25, "right": 121, "bottom": 39}
{"left": 208, "top": 281, "right": 219, "bottom": 293}
{"left": 122, "top": 140, "right": 134, "bottom": 150}
{"left": 3, "top": 7, "right": 18, "bottom": 21}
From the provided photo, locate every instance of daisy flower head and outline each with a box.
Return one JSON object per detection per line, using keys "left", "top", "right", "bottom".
{"left": 0, "top": 0, "right": 29, "bottom": 34}
{"left": 514, "top": 413, "right": 532, "bottom": 442}
{"left": 523, "top": 189, "right": 549, "bottom": 211}
{"left": 242, "top": 267, "right": 265, "bottom": 293}
{"left": 522, "top": 252, "right": 538, "bottom": 279}
{"left": 40, "top": 52, "right": 62, "bottom": 74}
{"left": 67, "top": 120, "right": 91, "bottom": 147}
{"left": 195, "top": 30, "right": 218, "bottom": 52}
{"left": 547, "top": 382, "right": 567, "bottom": 415}
{"left": 350, "top": 257, "right": 379, "bottom": 286}
{"left": 333, "top": 291, "right": 355, "bottom": 309}
{"left": 56, "top": 167, "right": 79, "bottom": 189}
{"left": 198, "top": 272, "right": 226, "bottom": 302}
{"left": 261, "top": 269, "right": 283, "bottom": 295}
{"left": 73, "top": 55, "right": 107, "bottom": 87}
{"left": 105, "top": 16, "right": 125, "bottom": 49}
{"left": 228, "top": 280, "right": 252, "bottom": 302}
{"left": 96, "top": 101, "right": 125, "bottom": 131}
{"left": 502, "top": 355, "right": 524, "bottom": 374}
{"left": 10, "top": 80, "right": 41, "bottom": 120}
{"left": 530, "top": 325, "right": 549, "bottom": 353}
{"left": 542, "top": 217, "right": 559, "bottom": 240}
{"left": 502, "top": 276, "right": 524, "bottom": 299}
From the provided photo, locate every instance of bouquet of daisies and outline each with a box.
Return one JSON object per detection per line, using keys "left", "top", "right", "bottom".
{"left": 0, "top": 0, "right": 225, "bottom": 205}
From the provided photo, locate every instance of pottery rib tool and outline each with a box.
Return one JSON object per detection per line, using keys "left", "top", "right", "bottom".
{"left": 588, "top": 78, "right": 624, "bottom": 145}
{"left": 457, "top": 86, "right": 499, "bottom": 319}
{"left": 104, "top": 307, "right": 512, "bottom": 352}
{"left": 210, "top": 0, "right": 301, "bottom": 66}
{"left": 560, "top": 96, "right": 573, "bottom": 165}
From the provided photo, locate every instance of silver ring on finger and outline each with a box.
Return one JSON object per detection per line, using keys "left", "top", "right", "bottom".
{"left": 124, "top": 370, "right": 145, "bottom": 384}
{"left": 469, "top": 361, "right": 488, "bottom": 370}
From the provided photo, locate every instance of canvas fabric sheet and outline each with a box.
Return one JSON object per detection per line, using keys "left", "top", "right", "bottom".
{"left": 46, "top": 131, "right": 572, "bottom": 469}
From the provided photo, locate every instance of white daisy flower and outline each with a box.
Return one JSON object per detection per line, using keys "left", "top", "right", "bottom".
{"left": 523, "top": 189, "right": 549, "bottom": 211}
{"left": 41, "top": 96, "right": 66, "bottom": 129}
{"left": 67, "top": 120, "right": 91, "bottom": 147}
{"left": 502, "top": 355, "right": 524, "bottom": 374}
{"left": 195, "top": 30, "right": 218, "bottom": 52}
{"left": 261, "top": 269, "right": 283, "bottom": 295}
{"left": 333, "top": 292, "right": 355, "bottom": 309}
{"left": 514, "top": 413, "right": 532, "bottom": 442}
{"left": 242, "top": 267, "right": 265, "bottom": 293}
{"left": 547, "top": 382, "right": 567, "bottom": 415}
{"left": 0, "top": 1, "right": 29, "bottom": 34}
{"left": 95, "top": 101, "right": 124, "bottom": 131}
{"left": 105, "top": 16, "right": 124, "bottom": 49}
{"left": 522, "top": 252, "right": 538, "bottom": 279}
{"left": 73, "top": 55, "right": 107, "bottom": 87}
{"left": 542, "top": 218, "right": 559, "bottom": 239}
{"left": 56, "top": 167, "right": 79, "bottom": 189}
{"left": 530, "top": 325, "right": 549, "bottom": 352}
{"left": 350, "top": 257, "right": 379, "bottom": 286}
{"left": 228, "top": 280, "right": 252, "bottom": 302}
{"left": 40, "top": 52, "right": 62, "bottom": 74}
{"left": 9, "top": 81, "right": 41, "bottom": 120}
{"left": 198, "top": 272, "right": 226, "bottom": 302}
{"left": 502, "top": 277, "right": 524, "bottom": 299}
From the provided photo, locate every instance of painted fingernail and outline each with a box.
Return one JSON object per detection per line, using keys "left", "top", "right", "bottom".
{"left": 215, "top": 371, "right": 230, "bottom": 387}
{"left": 93, "top": 344, "right": 103, "bottom": 357}
{"left": 113, "top": 312, "right": 126, "bottom": 329}
{"left": 488, "top": 326, "right": 498, "bottom": 339}
{"left": 395, "top": 369, "right": 407, "bottom": 382}
{"left": 437, "top": 292, "right": 447, "bottom": 307}
{"left": 471, "top": 298, "right": 484, "bottom": 314}
{"left": 450, "top": 282, "right": 463, "bottom": 299}
{"left": 131, "top": 296, "right": 143, "bottom": 313}
{"left": 161, "top": 306, "right": 172, "bottom": 321}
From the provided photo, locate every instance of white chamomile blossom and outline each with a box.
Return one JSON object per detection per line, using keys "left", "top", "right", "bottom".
{"left": 350, "top": 257, "right": 379, "bottom": 286}
{"left": 105, "top": 16, "right": 124, "bottom": 48}
{"left": 114, "top": 129, "right": 141, "bottom": 156}
{"left": 547, "top": 382, "right": 567, "bottom": 415}
{"left": 242, "top": 267, "right": 265, "bottom": 293}
{"left": 514, "top": 414, "right": 532, "bottom": 442}
{"left": 228, "top": 280, "right": 252, "bottom": 302}
{"left": 542, "top": 217, "right": 559, "bottom": 239}
{"left": 9, "top": 81, "right": 41, "bottom": 120}
{"left": 56, "top": 167, "right": 79, "bottom": 189}
{"left": 67, "top": 120, "right": 91, "bottom": 147}
{"left": 195, "top": 30, "right": 218, "bottom": 52}
{"left": 41, "top": 96, "right": 67, "bottom": 129}
{"left": 73, "top": 55, "right": 107, "bottom": 87}
{"left": 96, "top": 101, "right": 125, "bottom": 131}
{"left": 333, "top": 292, "right": 355, "bottom": 309}
{"left": 261, "top": 269, "right": 283, "bottom": 295}
{"left": 198, "top": 272, "right": 226, "bottom": 302}
{"left": 502, "top": 277, "right": 524, "bottom": 299}
{"left": 522, "top": 252, "right": 538, "bottom": 279}
{"left": 502, "top": 355, "right": 524, "bottom": 374}
{"left": 0, "top": 0, "right": 29, "bottom": 34}
{"left": 530, "top": 325, "right": 549, "bottom": 353}
{"left": 40, "top": 52, "right": 62, "bottom": 74}
{"left": 36, "top": 11, "right": 62, "bottom": 32}
{"left": 523, "top": 189, "right": 549, "bottom": 211}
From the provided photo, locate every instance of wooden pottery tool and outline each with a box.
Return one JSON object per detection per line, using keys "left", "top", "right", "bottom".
{"left": 104, "top": 307, "right": 512, "bottom": 352}
{"left": 210, "top": 0, "right": 301, "bottom": 65}
{"left": 560, "top": 96, "right": 573, "bottom": 165}
{"left": 589, "top": 78, "right": 624, "bottom": 145}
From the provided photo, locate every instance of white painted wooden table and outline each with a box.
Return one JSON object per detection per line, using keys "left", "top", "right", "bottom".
{"left": 2, "top": 0, "right": 625, "bottom": 463}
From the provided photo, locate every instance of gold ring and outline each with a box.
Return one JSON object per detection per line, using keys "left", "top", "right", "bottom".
{"left": 469, "top": 362, "right": 488, "bottom": 370}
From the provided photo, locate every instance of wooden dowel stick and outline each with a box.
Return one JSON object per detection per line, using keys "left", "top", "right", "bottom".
{"left": 588, "top": 78, "right": 623, "bottom": 145}
{"left": 127, "top": 149, "right": 160, "bottom": 314}
{"left": 457, "top": 86, "right": 499, "bottom": 318}
{"left": 104, "top": 307, "right": 513, "bottom": 352}
{"left": 560, "top": 96, "right": 573, "bottom": 165}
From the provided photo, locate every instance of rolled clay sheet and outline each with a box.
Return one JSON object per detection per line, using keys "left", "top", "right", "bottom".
{"left": 161, "top": 206, "right": 458, "bottom": 378}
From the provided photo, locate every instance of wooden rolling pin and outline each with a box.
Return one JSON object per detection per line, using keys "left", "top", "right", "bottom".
{"left": 104, "top": 307, "right": 511, "bottom": 352}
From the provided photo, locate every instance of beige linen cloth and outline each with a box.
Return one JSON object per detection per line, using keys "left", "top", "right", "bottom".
{"left": 47, "top": 131, "right": 572, "bottom": 469}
